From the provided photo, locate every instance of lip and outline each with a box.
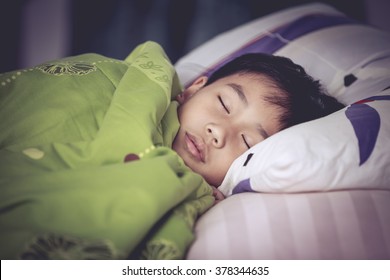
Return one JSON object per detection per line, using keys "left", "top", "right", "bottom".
{"left": 185, "top": 133, "right": 205, "bottom": 163}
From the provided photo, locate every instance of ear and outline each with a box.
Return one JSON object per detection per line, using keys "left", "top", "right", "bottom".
{"left": 177, "top": 76, "right": 208, "bottom": 104}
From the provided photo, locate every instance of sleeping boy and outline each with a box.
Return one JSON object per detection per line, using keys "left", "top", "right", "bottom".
{"left": 174, "top": 51, "right": 344, "bottom": 202}
{"left": 0, "top": 41, "right": 343, "bottom": 259}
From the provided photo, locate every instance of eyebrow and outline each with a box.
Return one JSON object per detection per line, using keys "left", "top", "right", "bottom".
{"left": 257, "top": 124, "right": 270, "bottom": 139}
{"left": 227, "top": 83, "right": 248, "bottom": 105}
{"left": 227, "top": 83, "right": 270, "bottom": 139}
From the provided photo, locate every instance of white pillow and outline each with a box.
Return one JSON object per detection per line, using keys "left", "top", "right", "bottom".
{"left": 219, "top": 92, "right": 390, "bottom": 195}
{"left": 175, "top": 2, "right": 390, "bottom": 97}
{"left": 274, "top": 25, "right": 390, "bottom": 103}
{"left": 175, "top": 2, "right": 345, "bottom": 87}
{"left": 187, "top": 191, "right": 390, "bottom": 259}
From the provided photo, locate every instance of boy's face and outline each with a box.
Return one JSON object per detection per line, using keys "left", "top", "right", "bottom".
{"left": 172, "top": 73, "right": 282, "bottom": 186}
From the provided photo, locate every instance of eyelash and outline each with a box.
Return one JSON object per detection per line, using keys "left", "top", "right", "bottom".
{"left": 218, "top": 96, "right": 230, "bottom": 114}
{"left": 242, "top": 134, "right": 250, "bottom": 149}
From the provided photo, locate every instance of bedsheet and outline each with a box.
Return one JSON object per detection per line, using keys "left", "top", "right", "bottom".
{"left": 0, "top": 41, "right": 213, "bottom": 259}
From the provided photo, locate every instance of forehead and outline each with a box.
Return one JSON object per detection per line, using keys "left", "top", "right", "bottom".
{"left": 216, "top": 72, "right": 276, "bottom": 88}
{"left": 215, "top": 72, "right": 281, "bottom": 98}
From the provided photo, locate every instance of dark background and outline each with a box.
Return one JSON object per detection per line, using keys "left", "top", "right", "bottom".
{"left": 1, "top": 0, "right": 388, "bottom": 73}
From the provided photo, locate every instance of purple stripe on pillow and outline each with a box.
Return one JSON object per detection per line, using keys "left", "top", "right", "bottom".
{"left": 346, "top": 95, "right": 389, "bottom": 165}
{"left": 355, "top": 95, "right": 390, "bottom": 103}
{"left": 202, "top": 14, "right": 357, "bottom": 78}
{"left": 345, "top": 103, "right": 380, "bottom": 166}
{"left": 232, "top": 178, "right": 254, "bottom": 194}
{"left": 230, "top": 14, "right": 356, "bottom": 57}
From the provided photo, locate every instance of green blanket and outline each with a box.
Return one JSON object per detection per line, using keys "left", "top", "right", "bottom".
{"left": 0, "top": 41, "right": 213, "bottom": 259}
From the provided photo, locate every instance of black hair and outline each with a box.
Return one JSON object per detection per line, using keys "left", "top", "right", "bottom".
{"left": 206, "top": 53, "right": 345, "bottom": 130}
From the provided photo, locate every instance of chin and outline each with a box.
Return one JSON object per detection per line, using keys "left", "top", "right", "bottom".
{"left": 202, "top": 174, "right": 222, "bottom": 187}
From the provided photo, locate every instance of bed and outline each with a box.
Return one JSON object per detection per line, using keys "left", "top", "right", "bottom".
{"left": 0, "top": 2, "right": 389, "bottom": 260}
{"left": 175, "top": 2, "right": 390, "bottom": 259}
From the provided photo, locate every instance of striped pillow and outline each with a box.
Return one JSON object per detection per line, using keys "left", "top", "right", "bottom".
{"left": 187, "top": 191, "right": 390, "bottom": 259}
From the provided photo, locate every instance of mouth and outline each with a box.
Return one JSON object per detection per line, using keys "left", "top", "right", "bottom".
{"left": 184, "top": 132, "right": 205, "bottom": 163}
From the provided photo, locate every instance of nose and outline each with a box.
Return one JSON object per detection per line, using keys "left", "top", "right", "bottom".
{"left": 206, "top": 123, "right": 226, "bottom": 148}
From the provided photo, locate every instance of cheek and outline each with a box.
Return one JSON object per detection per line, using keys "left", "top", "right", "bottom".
{"left": 202, "top": 167, "right": 226, "bottom": 187}
{"left": 205, "top": 150, "right": 240, "bottom": 186}
{"left": 178, "top": 103, "right": 197, "bottom": 124}
{"left": 180, "top": 96, "right": 212, "bottom": 116}
{"left": 179, "top": 106, "right": 211, "bottom": 130}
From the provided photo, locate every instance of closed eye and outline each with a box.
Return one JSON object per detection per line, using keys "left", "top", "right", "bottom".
{"left": 241, "top": 134, "right": 250, "bottom": 149}
{"left": 218, "top": 96, "right": 230, "bottom": 114}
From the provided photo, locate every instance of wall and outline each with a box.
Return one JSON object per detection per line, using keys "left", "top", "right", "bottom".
{"left": 1, "top": 0, "right": 389, "bottom": 73}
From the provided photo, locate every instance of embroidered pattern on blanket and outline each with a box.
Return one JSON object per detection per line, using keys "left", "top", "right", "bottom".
{"left": 37, "top": 62, "right": 97, "bottom": 76}
{"left": 140, "top": 239, "right": 181, "bottom": 260}
{"left": 20, "top": 234, "right": 117, "bottom": 260}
